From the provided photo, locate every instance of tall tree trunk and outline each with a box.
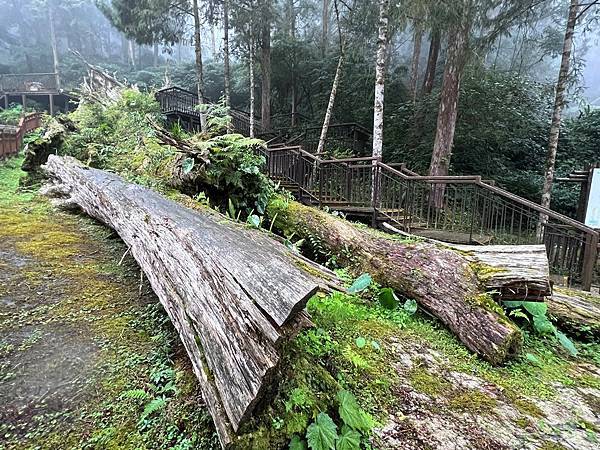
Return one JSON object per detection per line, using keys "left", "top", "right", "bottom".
{"left": 48, "top": 0, "right": 60, "bottom": 90}
{"left": 121, "top": 34, "right": 129, "bottom": 64}
{"left": 321, "top": 0, "right": 329, "bottom": 58}
{"left": 428, "top": 14, "right": 471, "bottom": 207}
{"left": 128, "top": 40, "right": 135, "bottom": 68}
{"left": 316, "top": 55, "right": 343, "bottom": 155}
{"left": 372, "top": 0, "right": 390, "bottom": 162}
{"left": 317, "top": 0, "right": 345, "bottom": 155}
{"left": 289, "top": 0, "right": 297, "bottom": 127}
{"left": 153, "top": 43, "right": 159, "bottom": 67}
{"left": 211, "top": 25, "right": 217, "bottom": 58}
{"left": 249, "top": 36, "right": 256, "bottom": 138}
{"left": 223, "top": 0, "right": 231, "bottom": 108}
{"left": 192, "top": 0, "right": 207, "bottom": 131}
{"left": 409, "top": 22, "right": 423, "bottom": 102}
{"left": 541, "top": 0, "right": 580, "bottom": 211}
{"left": 422, "top": 29, "right": 440, "bottom": 95}
{"left": 260, "top": 19, "right": 272, "bottom": 130}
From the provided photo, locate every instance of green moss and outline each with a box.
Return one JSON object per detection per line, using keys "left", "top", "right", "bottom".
{"left": 448, "top": 390, "right": 498, "bottom": 413}
{"left": 470, "top": 262, "right": 507, "bottom": 282}
{"left": 408, "top": 367, "right": 451, "bottom": 396}
{"left": 514, "top": 417, "right": 531, "bottom": 429}
{"left": 538, "top": 441, "right": 569, "bottom": 450}
{"left": 513, "top": 398, "right": 545, "bottom": 418}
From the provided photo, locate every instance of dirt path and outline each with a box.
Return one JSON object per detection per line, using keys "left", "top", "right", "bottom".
{"left": 0, "top": 158, "right": 218, "bottom": 449}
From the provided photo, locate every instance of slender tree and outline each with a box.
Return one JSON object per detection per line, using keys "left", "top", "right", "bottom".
{"left": 192, "top": 0, "right": 207, "bottom": 131}
{"left": 408, "top": 21, "right": 422, "bottom": 102}
{"left": 540, "top": 0, "right": 580, "bottom": 211}
{"left": 48, "top": 0, "right": 60, "bottom": 89}
{"left": 259, "top": 0, "right": 272, "bottom": 130}
{"left": 372, "top": 0, "right": 390, "bottom": 162}
{"left": 223, "top": 0, "right": 231, "bottom": 108}
{"left": 249, "top": 35, "right": 256, "bottom": 137}
{"left": 316, "top": 0, "right": 347, "bottom": 155}
{"left": 322, "top": 0, "right": 329, "bottom": 58}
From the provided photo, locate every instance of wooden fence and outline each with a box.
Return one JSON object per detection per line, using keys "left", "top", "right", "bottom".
{"left": 0, "top": 113, "right": 43, "bottom": 159}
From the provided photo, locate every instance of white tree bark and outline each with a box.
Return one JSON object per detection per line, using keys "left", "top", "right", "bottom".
{"left": 223, "top": 0, "right": 231, "bottom": 108}
{"left": 192, "top": 0, "right": 207, "bottom": 131}
{"left": 372, "top": 0, "right": 390, "bottom": 161}
{"left": 541, "top": 0, "right": 580, "bottom": 211}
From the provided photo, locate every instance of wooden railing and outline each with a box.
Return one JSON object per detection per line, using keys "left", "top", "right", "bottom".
{"left": 257, "top": 146, "right": 599, "bottom": 290}
{"left": 0, "top": 73, "right": 59, "bottom": 93}
{"left": 156, "top": 86, "right": 599, "bottom": 289}
{"left": 0, "top": 113, "right": 43, "bottom": 159}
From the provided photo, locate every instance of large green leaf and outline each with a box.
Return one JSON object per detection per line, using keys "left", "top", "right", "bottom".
{"left": 182, "top": 157, "right": 195, "bottom": 174}
{"left": 347, "top": 273, "right": 372, "bottom": 294}
{"left": 403, "top": 299, "right": 418, "bottom": 315}
{"left": 533, "top": 315, "right": 555, "bottom": 334}
{"left": 337, "top": 390, "right": 373, "bottom": 431}
{"left": 289, "top": 435, "right": 308, "bottom": 450}
{"left": 306, "top": 412, "right": 338, "bottom": 450}
{"left": 522, "top": 302, "right": 547, "bottom": 317}
{"left": 378, "top": 288, "right": 399, "bottom": 310}
{"left": 336, "top": 426, "right": 361, "bottom": 450}
{"left": 555, "top": 331, "right": 578, "bottom": 356}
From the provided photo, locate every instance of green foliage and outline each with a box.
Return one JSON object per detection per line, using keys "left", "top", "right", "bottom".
{"left": 337, "top": 390, "right": 374, "bottom": 432}
{"left": 347, "top": 273, "right": 372, "bottom": 294}
{"left": 290, "top": 435, "right": 308, "bottom": 450}
{"left": 403, "top": 299, "right": 418, "bottom": 315}
{"left": 336, "top": 426, "right": 361, "bottom": 450}
{"left": 0, "top": 104, "right": 25, "bottom": 125}
{"left": 502, "top": 300, "right": 577, "bottom": 356}
{"left": 378, "top": 288, "right": 399, "bottom": 310}
{"left": 306, "top": 412, "right": 338, "bottom": 450}
{"left": 140, "top": 397, "right": 167, "bottom": 421}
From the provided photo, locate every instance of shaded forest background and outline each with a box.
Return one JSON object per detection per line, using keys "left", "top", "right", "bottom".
{"left": 1, "top": 0, "right": 600, "bottom": 216}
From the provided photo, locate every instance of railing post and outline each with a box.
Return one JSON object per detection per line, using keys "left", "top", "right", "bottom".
{"left": 372, "top": 162, "right": 381, "bottom": 228}
{"left": 469, "top": 187, "right": 478, "bottom": 243}
{"left": 318, "top": 162, "right": 323, "bottom": 209}
{"left": 582, "top": 232, "right": 598, "bottom": 291}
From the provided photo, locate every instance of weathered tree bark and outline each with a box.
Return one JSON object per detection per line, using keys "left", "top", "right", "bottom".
{"left": 421, "top": 29, "right": 440, "bottom": 95}
{"left": 549, "top": 288, "right": 600, "bottom": 341}
{"left": 42, "top": 155, "right": 334, "bottom": 448}
{"left": 192, "top": 0, "right": 207, "bottom": 131}
{"left": 428, "top": 13, "right": 471, "bottom": 207}
{"left": 223, "top": 0, "right": 231, "bottom": 109}
{"left": 423, "top": 29, "right": 442, "bottom": 94}
{"left": 409, "top": 22, "right": 423, "bottom": 102}
{"left": 541, "top": 0, "right": 579, "bottom": 211}
{"left": 269, "top": 200, "right": 536, "bottom": 365}
{"left": 260, "top": 15, "right": 272, "bottom": 130}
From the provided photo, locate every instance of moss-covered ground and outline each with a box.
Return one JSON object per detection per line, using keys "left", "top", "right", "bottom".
{"left": 0, "top": 157, "right": 219, "bottom": 449}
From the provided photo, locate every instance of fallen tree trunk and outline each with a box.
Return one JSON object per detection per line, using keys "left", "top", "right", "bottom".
{"left": 549, "top": 288, "right": 600, "bottom": 341}
{"left": 42, "top": 155, "right": 335, "bottom": 448}
{"left": 382, "top": 223, "right": 551, "bottom": 301}
{"left": 268, "top": 199, "right": 546, "bottom": 365}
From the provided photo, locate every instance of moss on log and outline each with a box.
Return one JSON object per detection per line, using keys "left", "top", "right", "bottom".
{"left": 268, "top": 198, "right": 527, "bottom": 365}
